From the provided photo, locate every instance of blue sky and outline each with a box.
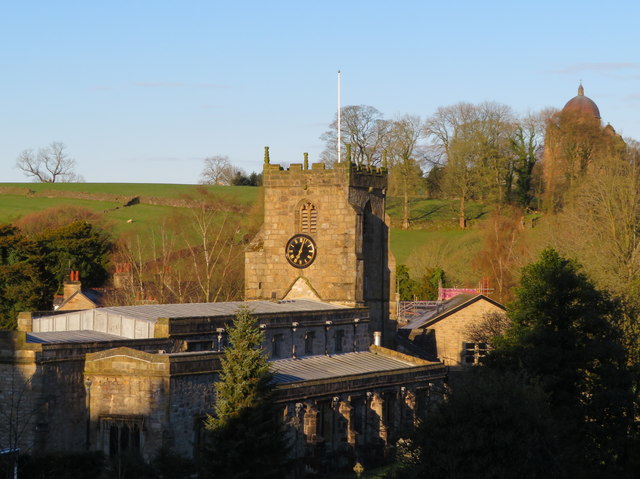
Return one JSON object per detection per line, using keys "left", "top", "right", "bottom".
{"left": 2, "top": 0, "right": 639, "bottom": 184}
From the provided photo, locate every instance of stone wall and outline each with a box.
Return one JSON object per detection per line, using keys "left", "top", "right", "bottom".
{"left": 58, "top": 293, "right": 97, "bottom": 311}
{"left": 427, "top": 299, "right": 504, "bottom": 367}
{"left": 0, "top": 332, "right": 179, "bottom": 456}
{"left": 245, "top": 160, "right": 394, "bottom": 344}
{"left": 84, "top": 348, "right": 220, "bottom": 460}
{"left": 277, "top": 374, "right": 445, "bottom": 474}
{"left": 0, "top": 333, "right": 42, "bottom": 453}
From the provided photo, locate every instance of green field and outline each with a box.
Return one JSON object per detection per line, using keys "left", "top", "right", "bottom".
{"left": 386, "top": 197, "right": 491, "bottom": 229}
{"left": 390, "top": 228, "right": 477, "bottom": 265}
{"left": 0, "top": 183, "right": 482, "bottom": 277}
{"left": 0, "top": 183, "right": 260, "bottom": 237}
{"left": 0, "top": 182, "right": 259, "bottom": 203}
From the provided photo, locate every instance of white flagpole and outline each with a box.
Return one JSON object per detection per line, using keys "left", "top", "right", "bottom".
{"left": 337, "top": 70, "right": 341, "bottom": 163}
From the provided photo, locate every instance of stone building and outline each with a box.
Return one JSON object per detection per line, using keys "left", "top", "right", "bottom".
{"left": 0, "top": 156, "right": 444, "bottom": 475}
{"left": 54, "top": 270, "right": 107, "bottom": 311}
{"left": 397, "top": 294, "right": 505, "bottom": 368}
{"left": 246, "top": 149, "right": 395, "bottom": 345}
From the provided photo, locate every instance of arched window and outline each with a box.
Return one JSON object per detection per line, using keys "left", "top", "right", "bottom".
{"left": 298, "top": 201, "right": 317, "bottom": 233}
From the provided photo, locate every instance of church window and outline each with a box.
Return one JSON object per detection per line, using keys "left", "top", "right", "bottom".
{"left": 319, "top": 401, "right": 334, "bottom": 442}
{"left": 102, "top": 417, "right": 142, "bottom": 458}
{"left": 298, "top": 202, "right": 317, "bottom": 233}
{"left": 186, "top": 340, "right": 213, "bottom": 352}
{"left": 335, "top": 329, "right": 344, "bottom": 353}
{"left": 304, "top": 331, "right": 315, "bottom": 355}
{"left": 272, "top": 334, "right": 284, "bottom": 358}
{"left": 463, "top": 342, "right": 489, "bottom": 365}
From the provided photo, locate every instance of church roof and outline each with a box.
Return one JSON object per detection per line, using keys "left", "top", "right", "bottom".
{"left": 400, "top": 294, "right": 504, "bottom": 330}
{"left": 29, "top": 299, "right": 355, "bottom": 340}
{"left": 27, "top": 330, "right": 126, "bottom": 343}
{"left": 35, "top": 299, "right": 347, "bottom": 324}
{"left": 91, "top": 299, "right": 348, "bottom": 322}
{"left": 270, "top": 349, "right": 439, "bottom": 385}
{"left": 562, "top": 84, "right": 601, "bottom": 119}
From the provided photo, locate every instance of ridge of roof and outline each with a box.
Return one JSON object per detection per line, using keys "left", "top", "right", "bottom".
{"left": 402, "top": 294, "right": 505, "bottom": 330}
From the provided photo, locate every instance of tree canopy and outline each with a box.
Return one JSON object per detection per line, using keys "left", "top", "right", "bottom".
{"left": 393, "top": 370, "right": 559, "bottom": 479}
{"left": 487, "top": 248, "right": 636, "bottom": 477}
{"left": 0, "top": 220, "right": 112, "bottom": 329}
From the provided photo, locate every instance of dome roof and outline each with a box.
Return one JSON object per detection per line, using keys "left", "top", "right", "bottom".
{"left": 562, "top": 84, "right": 601, "bottom": 119}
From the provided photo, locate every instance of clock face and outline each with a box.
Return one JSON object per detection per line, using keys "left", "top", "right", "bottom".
{"left": 285, "top": 234, "right": 317, "bottom": 268}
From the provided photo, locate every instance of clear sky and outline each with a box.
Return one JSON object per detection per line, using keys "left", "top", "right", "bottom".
{"left": 2, "top": 0, "right": 639, "bottom": 184}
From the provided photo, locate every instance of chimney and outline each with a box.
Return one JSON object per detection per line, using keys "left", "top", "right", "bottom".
{"left": 64, "top": 270, "right": 81, "bottom": 299}
{"left": 373, "top": 331, "right": 382, "bottom": 347}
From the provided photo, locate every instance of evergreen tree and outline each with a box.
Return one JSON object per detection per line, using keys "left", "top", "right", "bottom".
{"left": 202, "top": 306, "right": 290, "bottom": 479}
{"left": 487, "top": 248, "right": 636, "bottom": 478}
{"left": 0, "top": 221, "right": 112, "bottom": 329}
{"left": 392, "top": 370, "right": 559, "bottom": 479}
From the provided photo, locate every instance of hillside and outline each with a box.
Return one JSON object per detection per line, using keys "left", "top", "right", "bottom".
{"left": 0, "top": 183, "right": 259, "bottom": 237}
{"left": 0, "top": 183, "right": 483, "bottom": 285}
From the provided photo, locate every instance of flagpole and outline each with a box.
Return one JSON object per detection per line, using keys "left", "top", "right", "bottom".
{"left": 337, "top": 70, "right": 341, "bottom": 163}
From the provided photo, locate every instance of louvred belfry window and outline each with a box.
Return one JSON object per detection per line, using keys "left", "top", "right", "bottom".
{"left": 299, "top": 202, "right": 317, "bottom": 233}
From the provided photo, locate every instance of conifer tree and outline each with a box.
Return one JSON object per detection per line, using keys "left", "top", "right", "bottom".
{"left": 202, "top": 306, "right": 290, "bottom": 479}
{"left": 488, "top": 249, "right": 636, "bottom": 478}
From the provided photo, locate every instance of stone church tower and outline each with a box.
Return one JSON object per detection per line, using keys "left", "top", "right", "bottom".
{"left": 245, "top": 148, "right": 396, "bottom": 344}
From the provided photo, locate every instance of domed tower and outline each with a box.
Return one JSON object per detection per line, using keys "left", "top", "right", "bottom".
{"left": 561, "top": 84, "right": 601, "bottom": 119}
{"left": 543, "top": 84, "right": 623, "bottom": 210}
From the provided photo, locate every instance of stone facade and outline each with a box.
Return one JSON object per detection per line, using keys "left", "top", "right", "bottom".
{"left": 1, "top": 155, "right": 446, "bottom": 476}
{"left": 0, "top": 330, "right": 445, "bottom": 472}
{"left": 246, "top": 157, "right": 396, "bottom": 344}
{"left": 0, "top": 332, "right": 171, "bottom": 457}
{"left": 399, "top": 294, "right": 505, "bottom": 368}
{"left": 84, "top": 348, "right": 219, "bottom": 460}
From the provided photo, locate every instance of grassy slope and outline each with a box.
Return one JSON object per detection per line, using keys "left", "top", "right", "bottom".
{"left": 0, "top": 183, "right": 260, "bottom": 237}
{"left": 391, "top": 229, "right": 475, "bottom": 265}
{"left": 0, "top": 182, "right": 259, "bottom": 203}
{"left": 0, "top": 183, "right": 482, "bottom": 283}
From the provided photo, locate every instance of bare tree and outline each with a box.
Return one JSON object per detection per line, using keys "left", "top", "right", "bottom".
{"left": 472, "top": 207, "right": 528, "bottom": 303}
{"left": 320, "top": 105, "right": 391, "bottom": 166}
{"left": 0, "top": 368, "right": 43, "bottom": 475}
{"left": 200, "top": 155, "right": 237, "bottom": 185}
{"left": 15, "top": 142, "right": 82, "bottom": 183}
{"left": 546, "top": 150, "right": 640, "bottom": 297}
{"left": 108, "top": 192, "right": 246, "bottom": 306}
{"left": 542, "top": 109, "right": 625, "bottom": 210}
{"left": 509, "top": 110, "right": 550, "bottom": 208}
{"left": 185, "top": 199, "right": 243, "bottom": 302}
{"left": 387, "top": 115, "right": 425, "bottom": 229}
{"left": 466, "top": 311, "right": 511, "bottom": 343}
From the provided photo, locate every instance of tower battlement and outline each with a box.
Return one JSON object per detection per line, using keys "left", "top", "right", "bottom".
{"left": 247, "top": 146, "right": 394, "bottom": 344}
{"left": 262, "top": 147, "right": 387, "bottom": 190}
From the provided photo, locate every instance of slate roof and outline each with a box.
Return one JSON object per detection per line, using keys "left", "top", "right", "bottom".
{"left": 56, "top": 288, "right": 107, "bottom": 310}
{"left": 400, "top": 294, "right": 504, "bottom": 330}
{"left": 270, "top": 351, "right": 423, "bottom": 385}
{"left": 81, "top": 299, "right": 348, "bottom": 322}
{"left": 27, "top": 330, "right": 127, "bottom": 343}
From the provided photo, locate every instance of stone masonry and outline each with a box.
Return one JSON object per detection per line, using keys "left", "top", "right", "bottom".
{"left": 245, "top": 156, "right": 396, "bottom": 344}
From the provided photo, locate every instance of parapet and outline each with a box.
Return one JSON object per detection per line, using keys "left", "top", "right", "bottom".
{"left": 262, "top": 147, "right": 387, "bottom": 190}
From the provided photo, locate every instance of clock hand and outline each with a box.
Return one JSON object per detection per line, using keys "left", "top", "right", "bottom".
{"left": 294, "top": 238, "right": 309, "bottom": 261}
